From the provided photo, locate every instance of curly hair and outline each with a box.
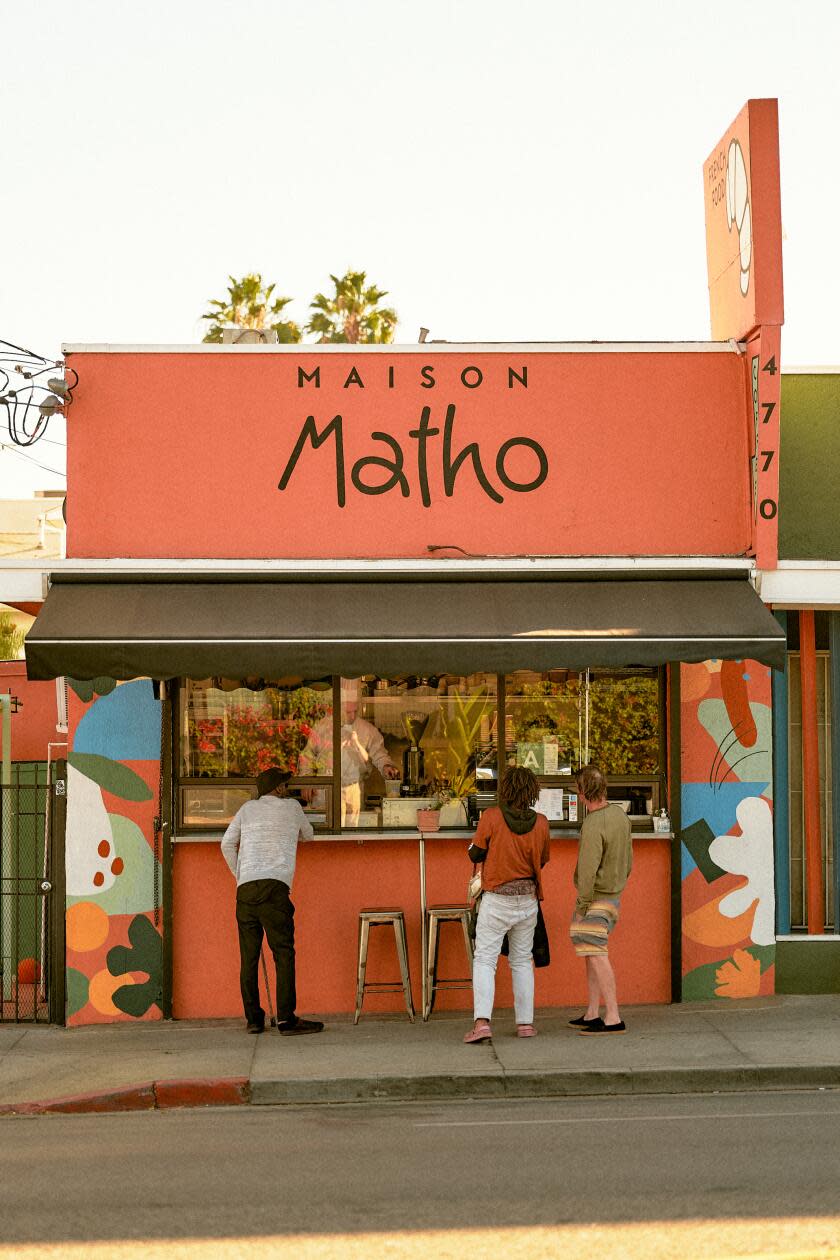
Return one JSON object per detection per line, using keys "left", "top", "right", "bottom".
{"left": 498, "top": 765, "right": 540, "bottom": 810}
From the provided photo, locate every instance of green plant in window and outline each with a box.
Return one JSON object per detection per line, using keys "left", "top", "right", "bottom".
{"left": 587, "top": 675, "right": 660, "bottom": 774}
{"left": 509, "top": 679, "right": 579, "bottom": 763}
{"left": 428, "top": 689, "right": 494, "bottom": 800}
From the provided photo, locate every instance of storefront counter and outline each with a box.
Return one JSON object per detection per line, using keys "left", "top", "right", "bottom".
{"left": 171, "top": 831, "right": 672, "bottom": 1019}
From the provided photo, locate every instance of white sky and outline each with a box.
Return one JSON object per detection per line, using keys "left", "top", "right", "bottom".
{"left": 2, "top": 0, "right": 839, "bottom": 497}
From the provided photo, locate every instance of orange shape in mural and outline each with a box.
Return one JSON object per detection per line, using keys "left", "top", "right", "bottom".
{"left": 66, "top": 901, "right": 109, "bottom": 953}
{"left": 681, "top": 663, "right": 714, "bottom": 704}
{"left": 715, "top": 948, "right": 762, "bottom": 999}
{"left": 683, "top": 883, "right": 757, "bottom": 947}
{"left": 88, "top": 968, "right": 138, "bottom": 1016}
{"left": 720, "top": 660, "right": 758, "bottom": 748}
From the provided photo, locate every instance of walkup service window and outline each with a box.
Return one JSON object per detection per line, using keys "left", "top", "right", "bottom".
{"left": 178, "top": 678, "right": 333, "bottom": 830}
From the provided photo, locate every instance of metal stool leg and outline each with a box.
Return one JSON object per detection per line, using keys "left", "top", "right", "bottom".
{"left": 423, "top": 909, "right": 474, "bottom": 1020}
{"left": 461, "top": 911, "right": 474, "bottom": 967}
{"left": 392, "top": 916, "right": 415, "bottom": 1023}
{"left": 424, "top": 913, "right": 440, "bottom": 1021}
{"left": 354, "top": 917, "right": 371, "bottom": 1025}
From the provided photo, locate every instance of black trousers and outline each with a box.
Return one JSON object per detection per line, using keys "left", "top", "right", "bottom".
{"left": 235, "top": 879, "right": 296, "bottom": 1026}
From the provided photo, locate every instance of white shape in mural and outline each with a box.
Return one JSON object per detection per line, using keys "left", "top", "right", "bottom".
{"left": 725, "top": 138, "right": 752, "bottom": 297}
{"left": 66, "top": 764, "right": 118, "bottom": 897}
{"left": 709, "top": 795, "right": 775, "bottom": 946}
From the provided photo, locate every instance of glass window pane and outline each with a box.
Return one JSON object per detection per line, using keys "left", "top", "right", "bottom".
{"left": 338, "top": 675, "right": 497, "bottom": 828}
{"left": 181, "top": 785, "right": 255, "bottom": 828}
{"left": 504, "top": 668, "right": 661, "bottom": 777}
{"left": 181, "top": 679, "right": 333, "bottom": 779}
{"left": 588, "top": 668, "right": 661, "bottom": 775}
{"left": 505, "top": 670, "right": 581, "bottom": 773}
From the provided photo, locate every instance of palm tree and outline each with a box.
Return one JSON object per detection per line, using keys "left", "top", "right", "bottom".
{"left": 306, "top": 270, "right": 397, "bottom": 343}
{"left": 201, "top": 273, "right": 302, "bottom": 343}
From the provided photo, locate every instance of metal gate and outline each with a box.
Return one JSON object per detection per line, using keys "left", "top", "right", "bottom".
{"left": 0, "top": 761, "right": 65, "bottom": 1023}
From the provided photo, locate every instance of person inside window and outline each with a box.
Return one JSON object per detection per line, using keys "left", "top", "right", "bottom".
{"left": 300, "top": 679, "right": 399, "bottom": 825}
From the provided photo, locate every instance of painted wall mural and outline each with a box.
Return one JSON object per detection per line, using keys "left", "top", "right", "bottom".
{"left": 681, "top": 659, "right": 775, "bottom": 999}
{"left": 64, "top": 679, "right": 163, "bottom": 1025}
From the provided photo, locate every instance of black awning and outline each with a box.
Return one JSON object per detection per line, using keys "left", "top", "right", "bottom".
{"left": 24, "top": 575, "right": 787, "bottom": 681}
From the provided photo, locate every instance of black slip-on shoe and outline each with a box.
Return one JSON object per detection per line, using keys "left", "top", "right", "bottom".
{"left": 578, "top": 1019, "right": 627, "bottom": 1035}
{"left": 278, "top": 1017, "right": 325, "bottom": 1036}
{"left": 246, "top": 1022, "right": 265, "bottom": 1034}
{"left": 568, "top": 1014, "right": 601, "bottom": 1027}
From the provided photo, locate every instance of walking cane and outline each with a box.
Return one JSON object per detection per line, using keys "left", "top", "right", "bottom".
{"left": 259, "top": 945, "right": 277, "bottom": 1028}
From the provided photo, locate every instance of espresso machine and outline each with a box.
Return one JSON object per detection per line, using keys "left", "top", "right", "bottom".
{"left": 401, "top": 711, "right": 429, "bottom": 793}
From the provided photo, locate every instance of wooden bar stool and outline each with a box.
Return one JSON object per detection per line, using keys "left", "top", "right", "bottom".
{"left": 423, "top": 904, "right": 474, "bottom": 1021}
{"left": 354, "top": 908, "right": 415, "bottom": 1024}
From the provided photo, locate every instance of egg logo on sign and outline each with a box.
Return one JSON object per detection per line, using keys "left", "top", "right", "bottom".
{"left": 725, "top": 139, "right": 752, "bottom": 297}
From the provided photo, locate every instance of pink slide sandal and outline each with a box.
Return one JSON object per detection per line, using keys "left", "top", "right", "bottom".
{"left": 516, "top": 1024, "right": 537, "bottom": 1037}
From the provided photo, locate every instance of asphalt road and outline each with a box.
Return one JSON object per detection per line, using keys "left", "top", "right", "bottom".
{"left": 3, "top": 1090, "right": 840, "bottom": 1257}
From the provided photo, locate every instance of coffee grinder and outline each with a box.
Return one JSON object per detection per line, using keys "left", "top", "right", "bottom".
{"left": 401, "top": 710, "right": 429, "bottom": 794}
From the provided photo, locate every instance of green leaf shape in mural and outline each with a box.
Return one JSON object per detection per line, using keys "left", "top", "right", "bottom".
{"left": 66, "top": 814, "right": 161, "bottom": 916}
{"left": 66, "top": 966, "right": 90, "bottom": 1018}
{"left": 106, "top": 914, "right": 163, "bottom": 1017}
{"left": 68, "top": 752, "right": 153, "bottom": 802}
{"left": 68, "top": 677, "right": 117, "bottom": 702}
{"left": 682, "top": 944, "right": 776, "bottom": 1001}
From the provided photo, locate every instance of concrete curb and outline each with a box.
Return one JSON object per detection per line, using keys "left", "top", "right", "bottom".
{"left": 5, "top": 1063, "right": 840, "bottom": 1115}
{"left": 0, "top": 1076, "right": 249, "bottom": 1117}
{"left": 250, "top": 1063, "right": 840, "bottom": 1105}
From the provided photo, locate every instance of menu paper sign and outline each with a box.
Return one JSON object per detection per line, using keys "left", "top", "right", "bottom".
{"left": 537, "top": 789, "right": 565, "bottom": 821}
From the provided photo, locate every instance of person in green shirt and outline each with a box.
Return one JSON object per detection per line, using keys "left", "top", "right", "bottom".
{"left": 569, "top": 763, "right": 633, "bottom": 1034}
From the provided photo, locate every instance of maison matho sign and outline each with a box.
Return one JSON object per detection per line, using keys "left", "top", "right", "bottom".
{"left": 64, "top": 348, "right": 753, "bottom": 560}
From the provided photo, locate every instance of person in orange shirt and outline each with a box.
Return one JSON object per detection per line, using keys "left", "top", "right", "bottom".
{"left": 463, "top": 766, "right": 551, "bottom": 1043}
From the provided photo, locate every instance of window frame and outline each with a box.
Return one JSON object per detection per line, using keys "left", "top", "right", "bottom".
{"left": 174, "top": 668, "right": 667, "bottom": 835}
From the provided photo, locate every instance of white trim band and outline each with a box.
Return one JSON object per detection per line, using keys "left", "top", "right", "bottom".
{"left": 43, "top": 556, "right": 756, "bottom": 577}
{"left": 62, "top": 341, "right": 743, "bottom": 355}
{"left": 759, "top": 564, "right": 840, "bottom": 607}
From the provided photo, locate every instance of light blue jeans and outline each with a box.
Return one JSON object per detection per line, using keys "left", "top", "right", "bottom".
{"left": 472, "top": 891, "right": 538, "bottom": 1025}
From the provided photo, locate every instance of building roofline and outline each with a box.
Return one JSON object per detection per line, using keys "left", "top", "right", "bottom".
{"left": 62, "top": 341, "right": 743, "bottom": 356}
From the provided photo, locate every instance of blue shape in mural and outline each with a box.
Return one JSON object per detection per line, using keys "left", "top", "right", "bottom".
{"left": 682, "top": 781, "right": 770, "bottom": 836}
{"left": 681, "top": 845, "right": 698, "bottom": 880}
{"left": 74, "top": 679, "right": 161, "bottom": 760}
{"left": 680, "top": 781, "right": 770, "bottom": 878}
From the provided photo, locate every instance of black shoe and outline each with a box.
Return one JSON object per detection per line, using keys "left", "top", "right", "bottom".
{"left": 246, "top": 1021, "right": 265, "bottom": 1034}
{"left": 568, "top": 1014, "right": 601, "bottom": 1028}
{"left": 578, "top": 1019, "right": 627, "bottom": 1035}
{"left": 278, "top": 1017, "right": 324, "bottom": 1036}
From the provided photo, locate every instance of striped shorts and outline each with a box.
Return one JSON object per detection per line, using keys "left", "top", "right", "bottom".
{"left": 569, "top": 896, "right": 621, "bottom": 956}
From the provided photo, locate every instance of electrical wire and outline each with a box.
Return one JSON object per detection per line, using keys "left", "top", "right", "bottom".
{"left": 26, "top": 434, "right": 66, "bottom": 449}
{"left": 0, "top": 442, "right": 66, "bottom": 478}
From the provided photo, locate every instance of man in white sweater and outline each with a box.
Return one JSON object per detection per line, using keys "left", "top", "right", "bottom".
{"left": 221, "top": 766, "right": 323, "bottom": 1035}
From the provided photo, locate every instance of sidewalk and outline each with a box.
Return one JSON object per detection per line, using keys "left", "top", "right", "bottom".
{"left": 2, "top": 995, "right": 840, "bottom": 1115}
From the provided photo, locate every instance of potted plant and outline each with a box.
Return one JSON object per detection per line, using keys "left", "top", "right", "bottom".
{"left": 429, "top": 690, "right": 494, "bottom": 826}
{"left": 416, "top": 801, "right": 442, "bottom": 832}
{"left": 427, "top": 779, "right": 467, "bottom": 828}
